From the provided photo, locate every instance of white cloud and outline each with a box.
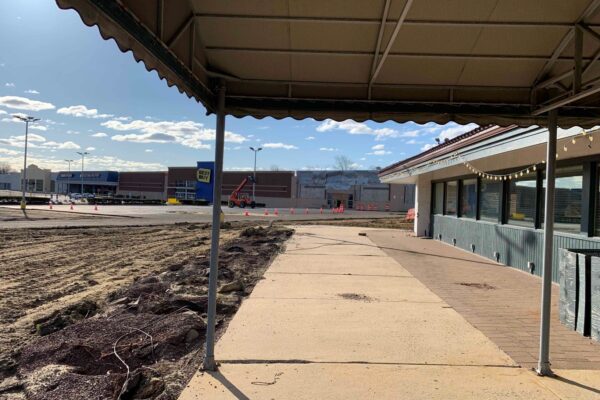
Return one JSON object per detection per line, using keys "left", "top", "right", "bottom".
{"left": 66, "top": 130, "right": 79, "bottom": 135}
{"left": 305, "top": 136, "right": 315, "bottom": 140}
{"left": 421, "top": 143, "right": 436, "bottom": 151}
{"left": 406, "top": 139, "right": 421, "bottom": 144}
{"left": 111, "top": 132, "right": 178, "bottom": 143}
{"left": 316, "top": 119, "right": 407, "bottom": 140}
{"left": 0, "top": 96, "right": 55, "bottom": 111}
{"left": 86, "top": 147, "right": 95, "bottom": 151}
{"left": 88, "top": 156, "right": 164, "bottom": 171}
{"left": 0, "top": 148, "right": 19, "bottom": 156}
{"left": 113, "top": 116, "right": 130, "bottom": 121}
{"left": 144, "top": 149, "right": 153, "bottom": 153}
{"left": 319, "top": 147, "right": 338, "bottom": 152}
{"left": 41, "top": 141, "right": 80, "bottom": 150}
{"left": 0, "top": 154, "right": 165, "bottom": 172}
{"left": 57, "top": 105, "right": 113, "bottom": 119}
{"left": 91, "top": 132, "right": 107, "bottom": 138}
{"left": 102, "top": 118, "right": 247, "bottom": 149}
{"left": 24, "top": 89, "right": 39, "bottom": 95}
{"left": 262, "top": 142, "right": 298, "bottom": 150}
{"left": 0, "top": 110, "right": 6, "bottom": 115}
{"left": 367, "top": 143, "right": 392, "bottom": 155}
{"left": 0, "top": 133, "right": 80, "bottom": 150}
{"left": 400, "top": 130, "right": 420, "bottom": 137}
{"left": 5, "top": 83, "right": 15, "bottom": 87}
{"left": 437, "top": 123, "right": 478, "bottom": 142}
{"left": 30, "top": 124, "right": 47, "bottom": 131}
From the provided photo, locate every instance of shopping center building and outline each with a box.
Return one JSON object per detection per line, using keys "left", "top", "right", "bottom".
{"left": 380, "top": 125, "right": 600, "bottom": 282}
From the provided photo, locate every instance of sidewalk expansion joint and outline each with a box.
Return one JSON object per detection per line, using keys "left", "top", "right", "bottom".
{"left": 248, "top": 297, "right": 444, "bottom": 304}
{"left": 217, "top": 359, "right": 521, "bottom": 369}
{"left": 265, "top": 271, "right": 414, "bottom": 278}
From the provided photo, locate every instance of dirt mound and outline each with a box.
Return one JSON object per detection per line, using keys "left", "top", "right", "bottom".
{"left": 12, "top": 225, "right": 293, "bottom": 400}
{"left": 20, "top": 312, "right": 203, "bottom": 399}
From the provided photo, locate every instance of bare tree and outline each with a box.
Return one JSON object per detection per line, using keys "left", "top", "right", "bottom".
{"left": 0, "top": 162, "right": 13, "bottom": 174}
{"left": 333, "top": 155, "right": 353, "bottom": 171}
{"left": 270, "top": 164, "right": 282, "bottom": 171}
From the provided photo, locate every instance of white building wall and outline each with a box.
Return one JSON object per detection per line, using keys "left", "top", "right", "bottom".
{"left": 415, "top": 175, "right": 432, "bottom": 236}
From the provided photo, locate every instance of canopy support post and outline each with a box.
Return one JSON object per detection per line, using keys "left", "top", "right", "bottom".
{"left": 537, "top": 109, "right": 557, "bottom": 377}
{"left": 203, "top": 82, "right": 226, "bottom": 371}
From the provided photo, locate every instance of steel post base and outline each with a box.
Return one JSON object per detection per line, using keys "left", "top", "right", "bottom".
{"left": 535, "top": 362, "right": 553, "bottom": 377}
{"left": 202, "top": 357, "right": 218, "bottom": 371}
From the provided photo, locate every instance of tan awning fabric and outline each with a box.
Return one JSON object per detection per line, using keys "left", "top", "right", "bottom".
{"left": 56, "top": 0, "right": 600, "bottom": 127}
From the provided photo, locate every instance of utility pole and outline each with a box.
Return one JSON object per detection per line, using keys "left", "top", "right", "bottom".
{"left": 64, "top": 159, "right": 74, "bottom": 197}
{"left": 249, "top": 146, "right": 262, "bottom": 201}
{"left": 14, "top": 115, "right": 40, "bottom": 210}
{"left": 76, "top": 152, "right": 89, "bottom": 195}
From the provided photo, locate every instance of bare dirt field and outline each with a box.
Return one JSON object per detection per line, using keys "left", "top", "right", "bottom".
{"left": 0, "top": 223, "right": 293, "bottom": 399}
{"left": 0, "top": 207, "right": 106, "bottom": 222}
{"left": 0, "top": 216, "right": 410, "bottom": 399}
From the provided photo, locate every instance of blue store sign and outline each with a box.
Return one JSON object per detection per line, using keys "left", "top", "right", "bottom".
{"left": 196, "top": 161, "right": 215, "bottom": 203}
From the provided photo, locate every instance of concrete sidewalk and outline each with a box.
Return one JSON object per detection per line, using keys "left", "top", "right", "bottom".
{"left": 179, "top": 226, "right": 600, "bottom": 399}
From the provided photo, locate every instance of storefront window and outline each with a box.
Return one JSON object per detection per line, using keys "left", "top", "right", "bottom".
{"left": 433, "top": 182, "right": 444, "bottom": 214}
{"left": 460, "top": 179, "right": 477, "bottom": 218}
{"left": 445, "top": 181, "right": 457, "bottom": 215}
{"left": 508, "top": 174, "right": 537, "bottom": 227}
{"left": 480, "top": 180, "right": 501, "bottom": 222}
{"left": 541, "top": 165, "right": 583, "bottom": 234}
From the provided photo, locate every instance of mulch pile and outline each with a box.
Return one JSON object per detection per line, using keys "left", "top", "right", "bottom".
{"left": 12, "top": 225, "right": 293, "bottom": 400}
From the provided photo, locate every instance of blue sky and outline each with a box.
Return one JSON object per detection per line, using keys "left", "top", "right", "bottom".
{"left": 0, "top": 0, "right": 477, "bottom": 172}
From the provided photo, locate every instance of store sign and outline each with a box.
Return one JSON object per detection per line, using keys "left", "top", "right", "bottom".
{"left": 197, "top": 168, "right": 211, "bottom": 183}
{"left": 196, "top": 162, "right": 215, "bottom": 203}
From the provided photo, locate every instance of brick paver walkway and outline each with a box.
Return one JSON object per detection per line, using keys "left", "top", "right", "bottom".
{"left": 368, "top": 231, "right": 600, "bottom": 370}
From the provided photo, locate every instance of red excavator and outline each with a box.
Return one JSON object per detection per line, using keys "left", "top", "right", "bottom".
{"left": 228, "top": 175, "right": 256, "bottom": 208}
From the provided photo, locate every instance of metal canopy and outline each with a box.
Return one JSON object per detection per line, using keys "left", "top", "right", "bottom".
{"left": 57, "top": 0, "right": 600, "bottom": 126}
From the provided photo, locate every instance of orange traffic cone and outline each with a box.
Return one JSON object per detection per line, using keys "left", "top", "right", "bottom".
{"left": 264, "top": 209, "right": 269, "bottom": 216}
{"left": 305, "top": 208, "right": 309, "bottom": 214}
{"left": 244, "top": 211, "right": 249, "bottom": 216}
{"left": 94, "top": 205, "right": 98, "bottom": 211}
{"left": 290, "top": 208, "right": 295, "bottom": 215}
{"left": 274, "top": 208, "right": 279, "bottom": 216}
{"left": 70, "top": 203, "right": 74, "bottom": 210}
{"left": 49, "top": 202, "right": 53, "bottom": 210}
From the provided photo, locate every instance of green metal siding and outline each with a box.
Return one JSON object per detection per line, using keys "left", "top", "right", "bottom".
{"left": 432, "top": 215, "right": 600, "bottom": 283}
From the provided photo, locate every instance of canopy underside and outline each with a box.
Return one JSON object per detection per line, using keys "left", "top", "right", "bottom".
{"left": 56, "top": 0, "right": 600, "bottom": 127}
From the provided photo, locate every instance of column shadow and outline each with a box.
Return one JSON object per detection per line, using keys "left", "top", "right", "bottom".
{"left": 208, "top": 371, "right": 251, "bottom": 400}
{"left": 549, "top": 374, "right": 600, "bottom": 395}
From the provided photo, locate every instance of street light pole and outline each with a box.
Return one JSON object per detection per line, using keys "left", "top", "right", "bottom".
{"left": 64, "top": 159, "right": 74, "bottom": 197}
{"left": 14, "top": 115, "right": 40, "bottom": 210}
{"left": 76, "top": 152, "right": 89, "bottom": 195}
{"left": 249, "top": 146, "right": 262, "bottom": 201}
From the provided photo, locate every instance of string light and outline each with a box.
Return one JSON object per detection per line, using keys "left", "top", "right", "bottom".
{"left": 418, "top": 128, "right": 597, "bottom": 179}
